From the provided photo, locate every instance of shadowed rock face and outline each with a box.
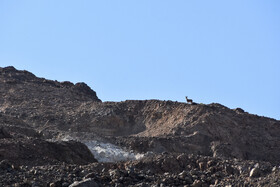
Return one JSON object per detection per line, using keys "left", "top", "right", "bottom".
{"left": 0, "top": 112, "right": 97, "bottom": 166}
{"left": 0, "top": 138, "right": 97, "bottom": 166}
{"left": 0, "top": 66, "right": 100, "bottom": 105}
{"left": 0, "top": 66, "right": 280, "bottom": 165}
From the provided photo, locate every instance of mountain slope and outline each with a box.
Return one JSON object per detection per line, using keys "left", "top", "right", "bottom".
{"left": 0, "top": 66, "right": 279, "bottom": 164}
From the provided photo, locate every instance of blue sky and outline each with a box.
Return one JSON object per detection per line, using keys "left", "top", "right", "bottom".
{"left": 0, "top": 1, "right": 279, "bottom": 120}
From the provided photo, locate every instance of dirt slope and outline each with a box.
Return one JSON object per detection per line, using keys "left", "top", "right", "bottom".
{"left": 0, "top": 66, "right": 279, "bottom": 165}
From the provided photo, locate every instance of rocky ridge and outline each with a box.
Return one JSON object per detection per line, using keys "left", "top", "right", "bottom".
{"left": 0, "top": 66, "right": 279, "bottom": 186}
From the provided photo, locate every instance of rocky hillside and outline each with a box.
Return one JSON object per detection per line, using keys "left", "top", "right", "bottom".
{"left": 1, "top": 66, "right": 279, "bottom": 163}
{"left": 0, "top": 66, "right": 279, "bottom": 186}
{"left": 0, "top": 66, "right": 100, "bottom": 128}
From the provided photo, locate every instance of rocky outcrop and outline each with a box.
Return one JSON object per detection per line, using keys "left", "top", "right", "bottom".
{"left": 0, "top": 138, "right": 97, "bottom": 166}
{"left": 0, "top": 112, "right": 97, "bottom": 167}
{"left": 0, "top": 66, "right": 100, "bottom": 104}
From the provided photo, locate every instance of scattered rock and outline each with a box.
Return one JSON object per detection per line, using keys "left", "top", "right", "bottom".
{"left": 192, "top": 179, "right": 202, "bottom": 187}
{"left": 83, "top": 172, "right": 95, "bottom": 179}
{"left": 198, "top": 162, "right": 206, "bottom": 171}
{"left": 179, "top": 170, "right": 188, "bottom": 179}
{"left": 109, "top": 169, "right": 121, "bottom": 178}
{"left": 69, "top": 178, "right": 99, "bottom": 187}
{"left": 0, "top": 159, "right": 13, "bottom": 170}
{"left": 249, "top": 168, "right": 261, "bottom": 178}
{"left": 225, "top": 165, "right": 235, "bottom": 175}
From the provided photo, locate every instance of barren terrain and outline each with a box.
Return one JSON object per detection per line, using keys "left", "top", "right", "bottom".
{"left": 0, "top": 66, "right": 279, "bottom": 186}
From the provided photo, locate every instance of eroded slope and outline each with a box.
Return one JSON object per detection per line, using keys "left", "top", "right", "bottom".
{"left": 0, "top": 66, "right": 279, "bottom": 165}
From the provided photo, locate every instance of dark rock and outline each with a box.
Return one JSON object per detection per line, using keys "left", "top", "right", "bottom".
{"left": 0, "top": 138, "right": 97, "bottom": 166}
{"left": 234, "top": 108, "right": 245, "bottom": 113}
{"left": 225, "top": 165, "right": 235, "bottom": 175}
{"left": 249, "top": 168, "right": 261, "bottom": 178}
{"left": 74, "top": 83, "right": 101, "bottom": 102}
{"left": 0, "top": 127, "right": 11, "bottom": 139}
{"left": 0, "top": 159, "right": 13, "bottom": 170}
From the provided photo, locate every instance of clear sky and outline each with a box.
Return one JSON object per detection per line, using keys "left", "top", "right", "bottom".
{"left": 0, "top": 1, "right": 279, "bottom": 120}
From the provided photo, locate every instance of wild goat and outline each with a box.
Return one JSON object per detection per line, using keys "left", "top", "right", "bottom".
{"left": 185, "top": 96, "right": 193, "bottom": 104}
